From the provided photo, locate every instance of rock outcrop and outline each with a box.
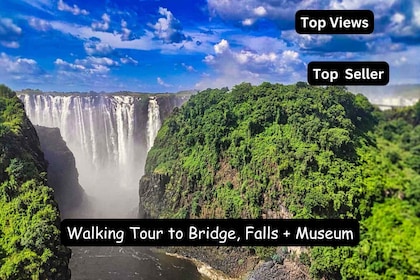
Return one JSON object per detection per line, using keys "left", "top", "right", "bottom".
{"left": 35, "top": 125, "right": 86, "bottom": 218}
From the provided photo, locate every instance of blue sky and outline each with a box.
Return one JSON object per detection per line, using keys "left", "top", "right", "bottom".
{"left": 0, "top": 0, "right": 419, "bottom": 92}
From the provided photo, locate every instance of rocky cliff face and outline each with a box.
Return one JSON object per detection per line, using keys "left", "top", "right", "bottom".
{"left": 138, "top": 173, "right": 170, "bottom": 218}
{"left": 34, "top": 125, "right": 86, "bottom": 218}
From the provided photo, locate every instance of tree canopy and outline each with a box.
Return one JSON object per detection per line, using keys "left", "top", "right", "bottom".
{"left": 143, "top": 82, "right": 420, "bottom": 279}
{"left": 0, "top": 85, "right": 70, "bottom": 279}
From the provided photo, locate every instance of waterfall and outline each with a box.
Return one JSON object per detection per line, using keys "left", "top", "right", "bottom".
{"left": 18, "top": 94, "right": 143, "bottom": 217}
{"left": 23, "top": 96, "right": 122, "bottom": 165}
{"left": 19, "top": 92, "right": 187, "bottom": 217}
{"left": 146, "top": 97, "right": 162, "bottom": 151}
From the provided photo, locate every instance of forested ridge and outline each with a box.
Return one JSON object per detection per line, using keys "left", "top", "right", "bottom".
{"left": 141, "top": 82, "right": 420, "bottom": 279}
{"left": 0, "top": 85, "right": 70, "bottom": 279}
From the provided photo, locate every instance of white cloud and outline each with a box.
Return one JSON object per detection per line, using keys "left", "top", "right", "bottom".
{"left": 281, "top": 31, "right": 332, "bottom": 50}
{"left": 120, "top": 56, "right": 138, "bottom": 65}
{"left": 225, "top": 39, "right": 299, "bottom": 68}
{"left": 58, "top": 0, "right": 89, "bottom": 15}
{"left": 92, "top": 13, "right": 110, "bottom": 31}
{"left": 196, "top": 39, "right": 305, "bottom": 89}
{"left": 50, "top": 21, "right": 208, "bottom": 54}
{"left": 356, "top": 44, "right": 420, "bottom": 84}
{"left": 120, "top": 19, "right": 132, "bottom": 41}
{"left": 0, "top": 53, "right": 46, "bottom": 85}
{"left": 2, "top": 42, "right": 20, "bottom": 48}
{"left": 157, "top": 77, "right": 164, "bottom": 85}
{"left": 159, "top": 27, "right": 221, "bottom": 53}
{"left": 50, "top": 21, "right": 155, "bottom": 50}
{"left": 0, "top": 53, "right": 40, "bottom": 74}
{"left": 394, "top": 56, "right": 407, "bottom": 66}
{"left": 214, "top": 39, "right": 229, "bottom": 54}
{"left": 233, "top": 35, "right": 287, "bottom": 53}
{"left": 329, "top": 0, "right": 397, "bottom": 12}
{"left": 414, "top": 3, "right": 420, "bottom": 26}
{"left": 0, "top": 18, "right": 22, "bottom": 48}
{"left": 365, "top": 35, "right": 405, "bottom": 53}
{"left": 53, "top": 58, "right": 120, "bottom": 89}
{"left": 207, "top": 0, "right": 322, "bottom": 26}
{"left": 386, "top": 3, "right": 420, "bottom": 38}
{"left": 157, "top": 77, "right": 171, "bottom": 87}
{"left": 391, "top": 13, "right": 405, "bottom": 24}
{"left": 253, "top": 6, "right": 267, "bottom": 17}
{"left": 80, "top": 56, "right": 119, "bottom": 67}
{"left": 235, "top": 50, "right": 277, "bottom": 64}
{"left": 203, "top": 54, "right": 215, "bottom": 64}
{"left": 282, "top": 50, "right": 299, "bottom": 61}
{"left": 28, "top": 17, "right": 52, "bottom": 31}
{"left": 54, "top": 56, "right": 119, "bottom": 74}
{"left": 20, "top": 0, "right": 54, "bottom": 14}
{"left": 151, "top": 7, "right": 188, "bottom": 43}
{"left": 242, "top": 18, "right": 255, "bottom": 26}
{"left": 206, "top": 0, "right": 416, "bottom": 37}
{"left": 328, "top": 0, "right": 420, "bottom": 39}
{"left": 84, "top": 40, "right": 114, "bottom": 56}
{"left": 181, "top": 62, "right": 196, "bottom": 72}
{"left": 54, "top": 58, "right": 86, "bottom": 71}
{"left": 84, "top": 38, "right": 139, "bottom": 65}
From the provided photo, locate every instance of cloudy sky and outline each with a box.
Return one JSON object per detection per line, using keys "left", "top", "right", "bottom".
{"left": 0, "top": 0, "right": 419, "bottom": 92}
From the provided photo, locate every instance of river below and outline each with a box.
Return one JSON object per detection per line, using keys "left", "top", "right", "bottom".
{"left": 69, "top": 246, "right": 208, "bottom": 280}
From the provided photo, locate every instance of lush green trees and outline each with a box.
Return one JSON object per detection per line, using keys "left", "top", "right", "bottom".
{"left": 341, "top": 199, "right": 420, "bottom": 279}
{"left": 141, "top": 83, "right": 420, "bottom": 279}
{"left": 0, "top": 85, "right": 70, "bottom": 279}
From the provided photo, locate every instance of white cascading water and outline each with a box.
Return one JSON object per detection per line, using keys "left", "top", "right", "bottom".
{"left": 19, "top": 93, "right": 163, "bottom": 218}
{"left": 146, "top": 97, "right": 161, "bottom": 151}
{"left": 19, "top": 93, "right": 202, "bottom": 280}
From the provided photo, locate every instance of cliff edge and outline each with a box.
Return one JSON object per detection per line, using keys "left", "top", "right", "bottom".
{"left": 35, "top": 125, "right": 86, "bottom": 218}
{"left": 0, "top": 85, "right": 70, "bottom": 279}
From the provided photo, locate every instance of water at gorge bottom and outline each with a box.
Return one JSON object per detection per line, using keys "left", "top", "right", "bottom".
{"left": 67, "top": 192, "right": 208, "bottom": 280}
{"left": 70, "top": 246, "right": 208, "bottom": 280}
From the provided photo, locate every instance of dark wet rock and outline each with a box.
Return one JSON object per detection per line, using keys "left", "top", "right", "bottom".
{"left": 247, "top": 259, "right": 310, "bottom": 280}
{"left": 35, "top": 125, "right": 86, "bottom": 218}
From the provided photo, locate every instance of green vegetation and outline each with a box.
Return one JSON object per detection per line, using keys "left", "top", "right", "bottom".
{"left": 0, "top": 85, "right": 70, "bottom": 279}
{"left": 143, "top": 83, "right": 420, "bottom": 279}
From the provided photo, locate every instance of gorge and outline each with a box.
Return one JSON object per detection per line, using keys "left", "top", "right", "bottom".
{"left": 2, "top": 84, "right": 418, "bottom": 279}
{"left": 19, "top": 92, "right": 189, "bottom": 218}
{"left": 17, "top": 91, "right": 207, "bottom": 280}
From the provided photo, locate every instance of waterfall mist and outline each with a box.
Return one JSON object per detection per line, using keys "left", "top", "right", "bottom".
{"left": 20, "top": 93, "right": 164, "bottom": 218}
